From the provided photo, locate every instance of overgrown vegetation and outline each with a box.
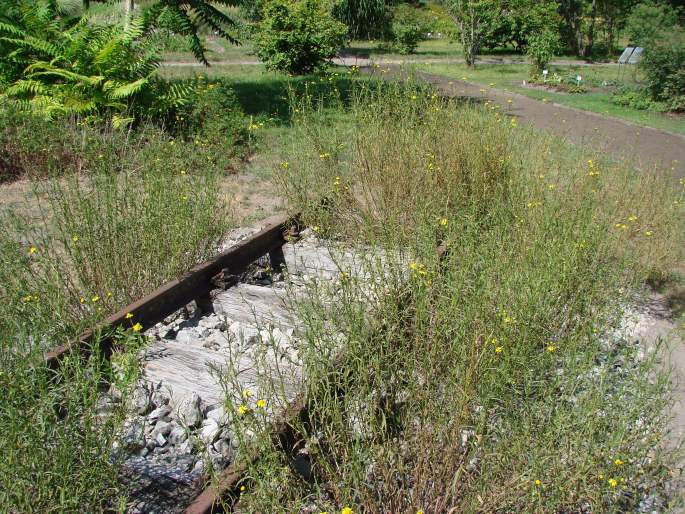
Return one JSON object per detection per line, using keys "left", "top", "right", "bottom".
{"left": 0, "top": 93, "right": 237, "bottom": 510}
{"left": 222, "top": 79, "right": 684, "bottom": 512}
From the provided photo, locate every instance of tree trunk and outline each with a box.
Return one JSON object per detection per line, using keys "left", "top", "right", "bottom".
{"left": 582, "top": 0, "right": 597, "bottom": 58}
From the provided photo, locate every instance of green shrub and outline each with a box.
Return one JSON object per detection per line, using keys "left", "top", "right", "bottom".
{"left": 180, "top": 79, "right": 253, "bottom": 155}
{"left": 392, "top": 2, "right": 456, "bottom": 38}
{"left": 640, "top": 26, "right": 685, "bottom": 112}
{"left": 611, "top": 86, "right": 668, "bottom": 112}
{"left": 256, "top": 0, "right": 348, "bottom": 75}
{"left": 392, "top": 23, "right": 423, "bottom": 54}
{"left": 527, "top": 29, "right": 560, "bottom": 75}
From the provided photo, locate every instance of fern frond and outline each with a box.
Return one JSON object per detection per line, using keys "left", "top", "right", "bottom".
{"left": 190, "top": 2, "right": 238, "bottom": 44}
{"left": 0, "top": 21, "right": 27, "bottom": 37}
{"left": 27, "top": 64, "right": 104, "bottom": 87}
{"left": 121, "top": 16, "right": 145, "bottom": 43}
{"left": 1, "top": 35, "right": 60, "bottom": 57}
{"left": 4, "top": 78, "right": 49, "bottom": 96}
{"left": 105, "top": 77, "right": 149, "bottom": 99}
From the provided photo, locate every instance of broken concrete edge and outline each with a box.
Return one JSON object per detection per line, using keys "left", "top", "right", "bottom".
{"left": 43, "top": 211, "right": 301, "bottom": 370}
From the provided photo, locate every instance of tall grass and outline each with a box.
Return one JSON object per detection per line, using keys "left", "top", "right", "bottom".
{"left": 227, "top": 80, "right": 684, "bottom": 512}
{"left": 0, "top": 113, "right": 232, "bottom": 512}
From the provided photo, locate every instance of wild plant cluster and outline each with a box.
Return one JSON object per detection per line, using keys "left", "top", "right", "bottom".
{"left": 227, "top": 80, "right": 684, "bottom": 512}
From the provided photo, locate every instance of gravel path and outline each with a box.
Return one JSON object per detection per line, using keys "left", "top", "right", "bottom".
{"left": 365, "top": 66, "right": 685, "bottom": 176}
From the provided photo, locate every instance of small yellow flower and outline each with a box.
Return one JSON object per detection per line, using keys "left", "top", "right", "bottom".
{"left": 495, "top": 346, "right": 504, "bottom": 354}
{"left": 125, "top": 312, "right": 134, "bottom": 319}
{"left": 181, "top": 195, "right": 188, "bottom": 202}
{"left": 29, "top": 246, "right": 37, "bottom": 254}
{"left": 417, "top": 510, "right": 425, "bottom": 514}
{"left": 106, "top": 292, "right": 112, "bottom": 298}
{"left": 80, "top": 297, "right": 86, "bottom": 304}
{"left": 312, "top": 225, "right": 320, "bottom": 232}
{"left": 410, "top": 95, "right": 417, "bottom": 100}
{"left": 645, "top": 230, "right": 653, "bottom": 236}
{"left": 608, "top": 478, "right": 618, "bottom": 488}
{"left": 72, "top": 235, "right": 79, "bottom": 242}
{"left": 546, "top": 345, "right": 556, "bottom": 353}
{"left": 627, "top": 215, "right": 637, "bottom": 222}
{"left": 257, "top": 399, "right": 266, "bottom": 408}
{"left": 439, "top": 218, "right": 448, "bottom": 226}
{"left": 242, "top": 389, "right": 252, "bottom": 398}
{"left": 280, "top": 162, "right": 289, "bottom": 169}
{"left": 489, "top": 82, "right": 496, "bottom": 86}
{"left": 132, "top": 322, "right": 143, "bottom": 332}
{"left": 341, "top": 508, "right": 354, "bottom": 514}
{"left": 91, "top": 295, "right": 100, "bottom": 303}
{"left": 238, "top": 404, "right": 249, "bottom": 415}
{"left": 614, "top": 458, "right": 624, "bottom": 466}
{"left": 534, "top": 479, "right": 541, "bottom": 486}
{"left": 507, "top": 99, "right": 513, "bottom": 104}
{"left": 240, "top": 485, "right": 246, "bottom": 491}
{"left": 598, "top": 474, "right": 604, "bottom": 479}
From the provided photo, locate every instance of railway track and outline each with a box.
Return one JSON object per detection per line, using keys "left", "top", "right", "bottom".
{"left": 43, "top": 212, "right": 366, "bottom": 514}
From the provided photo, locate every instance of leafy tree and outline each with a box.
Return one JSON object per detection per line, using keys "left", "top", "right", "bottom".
{"left": 484, "top": 0, "right": 559, "bottom": 51}
{"left": 445, "top": 0, "right": 501, "bottom": 66}
{"left": 255, "top": 0, "right": 348, "bottom": 74}
{"left": 625, "top": 0, "right": 680, "bottom": 45}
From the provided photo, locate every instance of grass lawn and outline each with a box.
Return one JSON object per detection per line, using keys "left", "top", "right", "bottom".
{"left": 418, "top": 62, "right": 685, "bottom": 135}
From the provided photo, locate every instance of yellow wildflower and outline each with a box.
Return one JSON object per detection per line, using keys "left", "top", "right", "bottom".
{"left": 29, "top": 246, "right": 37, "bottom": 254}
{"left": 280, "top": 162, "right": 289, "bottom": 169}
{"left": 238, "top": 404, "right": 249, "bottom": 415}
{"left": 132, "top": 322, "right": 143, "bottom": 332}
{"left": 242, "top": 389, "right": 252, "bottom": 398}
{"left": 125, "top": 312, "right": 134, "bottom": 319}
{"left": 72, "top": 235, "right": 79, "bottom": 242}
{"left": 614, "top": 458, "right": 624, "bottom": 466}
{"left": 80, "top": 297, "right": 86, "bottom": 304}
{"left": 495, "top": 346, "right": 504, "bottom": 354}
{"left": 439, "top": 218, "right": 448, "bottom": 226}
{"left": 341, "top": 508, "right": 354, "bottom": 514}
{"left": 645, "top": 231, "right": 653, "bottom": 236}
{"left": 547, "top": 345, "right": 556, "bottom": 353}
{"left": 240, "top": 485, "right": 246, "bottom": 491}
{"left": 535, "top": 479, "right": 541, "bottom": 486}
{"left": 257, "top": 399, "right": 266, "bottom": 408}
{"left": 608, "top": 478, "right": 618, "bottom": 488}
{"left": 627, "top": 215, "right": 637, "bottom": 222}
{"left": 91, "top": 295, "right": 100, "bottom": 303}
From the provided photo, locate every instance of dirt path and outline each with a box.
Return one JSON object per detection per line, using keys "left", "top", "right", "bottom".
{"left": 369, "top": 66, "right": 685, "bottom": 176}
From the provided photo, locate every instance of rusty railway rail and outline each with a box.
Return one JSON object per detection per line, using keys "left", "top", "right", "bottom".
{"left": 45, "top": 212, "right": 297, "bottom": 370}
{"left": 42, "top": 211, "right": 305, "bottom": 513}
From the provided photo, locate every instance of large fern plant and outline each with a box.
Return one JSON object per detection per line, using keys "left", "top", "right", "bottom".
{"left": 0, "top": 0, "right": 239, "bottom": 119}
